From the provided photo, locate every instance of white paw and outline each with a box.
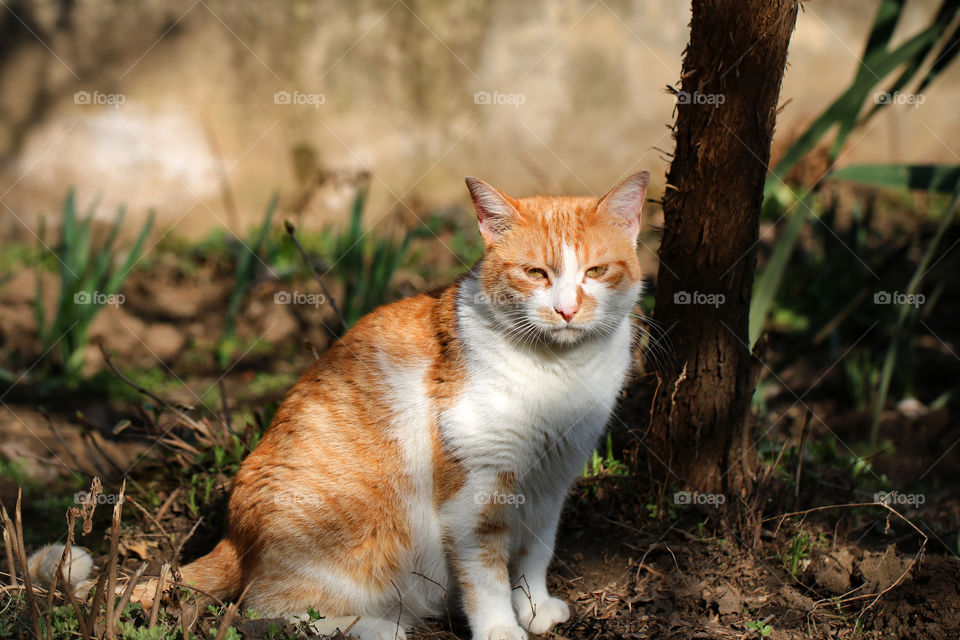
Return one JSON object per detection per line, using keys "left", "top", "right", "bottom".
{"left": 484, "top": 626, "right": 527, "bottom": 640}
{"left": 517, "top": 597, "right": 570, "bottom": 634}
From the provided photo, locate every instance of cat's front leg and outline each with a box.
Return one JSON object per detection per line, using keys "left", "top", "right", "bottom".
{"left": 441, "top": 470, "right": 527, "bottom": 640}
{"left": 511, "top": 487, "right": 570, "bottom": 634}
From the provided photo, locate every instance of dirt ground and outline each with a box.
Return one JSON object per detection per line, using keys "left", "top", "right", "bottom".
{"left": 13, "top": 470, "right": 951, "bottom": 640}
{"left": 547, "top": 484, "right": 959, "bottom": 640}
{"left": 2, "top": 250, "right": 959, "bottom": 640}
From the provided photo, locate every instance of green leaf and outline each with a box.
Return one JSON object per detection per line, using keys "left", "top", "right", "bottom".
{"left": 830, "top": 164, "right": 960, "bottom": 193}
{"left": 915, "top": 0, "right": 960, "bottom": 94}
{"left": 29, "top": 192, "right": 155, "bottom": 384}
{"left": 768, "top": 2, "right": 945, "bottom": 191}
{"left": 864, "top": 0, "right": 960, "bottom": 120}
{"left": 106, "top": 210, "right": 155, "bottom": 295}
{"left": 750, "top": 201, "right": 811, "bottom": 346}
{"left": 219, "top": 195, "right": 277, "bottom": 366}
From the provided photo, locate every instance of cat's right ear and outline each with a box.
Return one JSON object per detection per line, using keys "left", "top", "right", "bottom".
{"left": 465, "top": 177, "right": 520, "bottom": 246}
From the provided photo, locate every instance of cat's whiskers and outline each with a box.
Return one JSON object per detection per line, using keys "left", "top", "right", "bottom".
{"left": 502, "top": 323, "right": 535, "bottom": 351}
{"left": 626, "top": 314, "right": 675, "bottom": 374}
{"left": 630, "top": 312, "right": 675, "bottom": 359}
{"left": 513, "top": 318, "right": 545, "bottom": 353}
{"left": 497, "top": 310, "right": 540, "bottom": 350}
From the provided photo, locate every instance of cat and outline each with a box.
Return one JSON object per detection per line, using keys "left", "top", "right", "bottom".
{"left": 135, "top": 170, "right": 649, "bottom": 640}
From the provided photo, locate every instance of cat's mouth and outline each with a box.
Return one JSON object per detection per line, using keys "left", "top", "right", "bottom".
{"left": 544, "top": 324, "right": 588, "bottom": 343}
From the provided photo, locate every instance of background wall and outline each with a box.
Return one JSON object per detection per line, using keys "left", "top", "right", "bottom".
{"left": 1, "top": 0, "right": 957, "bottom": 239}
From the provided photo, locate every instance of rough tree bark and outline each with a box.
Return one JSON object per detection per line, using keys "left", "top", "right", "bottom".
{"left": 647, "top": 0, "right": 800, "bottom": 496}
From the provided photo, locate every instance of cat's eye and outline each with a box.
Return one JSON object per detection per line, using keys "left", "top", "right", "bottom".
{"left": 585, "top": 265, "right": 607, "bottom": 278}
{"left": 526, "top": 267, "right": 548, "bottom": 280}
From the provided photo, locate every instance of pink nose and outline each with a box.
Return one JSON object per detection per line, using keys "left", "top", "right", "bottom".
{"left": 555, "top": 305, "right": 578, "bottom": 323}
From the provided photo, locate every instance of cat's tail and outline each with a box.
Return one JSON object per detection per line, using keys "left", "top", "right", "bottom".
{"left": 133, "top": 538, "right": 241, "bottom": 609}
{"left": 27, "top": 544, "right": 95, "bottom": 592}
{"left": 178, "top": 538, "right": 242, "bottom": 600}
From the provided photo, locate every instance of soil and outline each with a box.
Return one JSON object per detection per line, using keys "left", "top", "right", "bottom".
{"left": 2, "top": 245, "right": 959, "bottom": 640}
{"left": 55, "top": 472, "right": 959, "bottom": 640}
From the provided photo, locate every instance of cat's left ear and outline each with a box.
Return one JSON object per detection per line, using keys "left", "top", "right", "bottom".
{"left": 465, "top": 177, "right": 522, "bottom": 246}
{"left": 597, "top": 170, "right": 649, "bottom": 245}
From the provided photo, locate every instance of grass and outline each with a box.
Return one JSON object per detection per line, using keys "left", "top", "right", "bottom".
{"left": 212, "top": 183, "right": 446, "bottom": 361}
{"left": 33, "top": 192, "right": 154, "bottom": 388}
{"left": 0, "top": 556, "right": 243, "bottom": 640}
{"left": 752, "top": 184, "right": 960, "bottom": 454}
{"left": 0, "top": 483, "right": 332, "bottom": 640}
{"left": 582, "top": 433, "right": 630, "bottom": 478}
{"left": 0, "top": 242, "right": 58, "bottom": 273}
{"left": 245, "top": 372, "right": 296, "bottom": 397}
{"left": 1, "top": 179, "right": 458, "bottom": 407}
{"left": 327, "top": 183, "right": 436, "bottom": 328}
{"left": 745, "top": 619, "right": 773, "bottom": 637}
{"left": 0, "top": 368, "right": 278, "bottom": 640}
{"left": 870, "top": 187, "right": 960, "bottom": 443}
{"left": 747, "top": 0, "right": 960, "bottom": 440}
{"left": 781, "top": 531, "right": 812, "bottom": 579}
{"left": 843, "top": 350, "right": 882, "bottom": 411}
{"left": 217, "top": 196, "right": 279, "bottom": 367}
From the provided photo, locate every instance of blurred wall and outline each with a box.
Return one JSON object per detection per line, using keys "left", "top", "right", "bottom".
{"left": 0, "top": 0, "right": 957, "bottom": 240}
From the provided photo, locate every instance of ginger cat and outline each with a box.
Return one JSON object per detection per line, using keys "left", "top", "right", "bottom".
{"left": 150, "top": 171, "right": 649, "bottom": 639}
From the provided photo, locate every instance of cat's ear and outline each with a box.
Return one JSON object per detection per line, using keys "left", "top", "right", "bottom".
{"left": 597, "top": 170, "right": 649, "bottom": 244}
{"left": 465, "top": 177, "right": 521, "bottom": 245}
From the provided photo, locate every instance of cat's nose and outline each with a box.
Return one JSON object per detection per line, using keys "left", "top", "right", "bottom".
{"left": 555, "top": 304, "right": 578, "bottom": 323}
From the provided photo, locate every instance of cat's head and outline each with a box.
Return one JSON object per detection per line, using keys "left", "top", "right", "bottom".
{"left": 465, "top": 171, "right": 647, "bottom": 345}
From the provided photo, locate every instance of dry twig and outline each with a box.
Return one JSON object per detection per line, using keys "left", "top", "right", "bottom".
{"left": 104, "top": 480, "right": 126, "bottom": 640}
{"left": 767, "top": 501, "right": 927, "bottom": 625}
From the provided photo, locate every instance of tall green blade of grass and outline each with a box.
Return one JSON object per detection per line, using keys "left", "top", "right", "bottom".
{"left": 750, "top": 198, "right": 812, "bottom": 347}
{"left": 830, "top": 164, "right": 960, "bottom": 193}
{"left": 67, "top": 207, "right": 155, "bottom": 377}
{"left": 814, "top": 162, "right": 960, "bottom": 441}
{"left": 752, "top": 1, "right": 960, "bottom": 346}
{"left": 337, "top": 185, "right": 370, "bottom": 326}
{"left": 324, "top": 185, "right": 433, "bottom": 328}
{"left": 909, "top": 0, "right": 960, "bottom": 94}
{"left": 863, "top": 0, "right": 960, "bottom": 120}
{"left": 33, "top": 217, "right": 48, "bottom": 347}
{"left": 870, "top": 186, "right": 960, "bottom": 444}
{"left": 32, "top": 191, "right": 154, "bottom": 386}
{"left": 218, "top": 194, "right": 278, "bottom": 367}
{"left": 767, "top": 0, "right": 956, "bottom": 194}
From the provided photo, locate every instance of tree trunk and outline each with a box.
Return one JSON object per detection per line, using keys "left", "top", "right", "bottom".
{"left": 647, "top": 0, "right": 799, "bottom": 497}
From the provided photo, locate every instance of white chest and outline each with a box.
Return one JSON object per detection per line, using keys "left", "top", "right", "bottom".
{"left": 443, "top": 313, "right": 633, "bottom": 473}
